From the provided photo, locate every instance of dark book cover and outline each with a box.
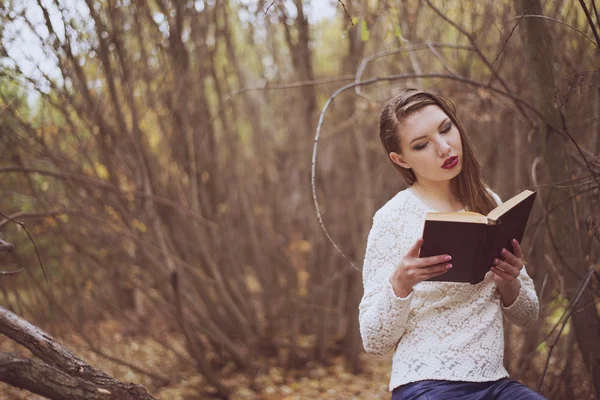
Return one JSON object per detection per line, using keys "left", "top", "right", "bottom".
{"left": 419, "top": 190, "right": 537, "bottom": 284}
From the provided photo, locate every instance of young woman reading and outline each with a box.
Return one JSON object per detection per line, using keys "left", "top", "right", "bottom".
{"left": 359, "top": 89, "right": 547, "bottom": 399}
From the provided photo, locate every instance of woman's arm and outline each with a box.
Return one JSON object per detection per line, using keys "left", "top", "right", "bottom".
{"left": 358, "top": 209, "right": 414, "bottom": 356}
{"left": 498, "top": 266, "right": 539, "bottom": 328}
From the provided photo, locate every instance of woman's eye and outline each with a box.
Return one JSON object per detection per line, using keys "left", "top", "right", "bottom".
{"left": 414, "top": 123, "right": 452, "bottom": 150}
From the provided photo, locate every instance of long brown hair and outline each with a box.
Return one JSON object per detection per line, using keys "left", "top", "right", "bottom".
{"left": 379, "top": 88, "right": 497, "bottom": 215}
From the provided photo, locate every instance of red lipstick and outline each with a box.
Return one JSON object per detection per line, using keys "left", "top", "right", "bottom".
{"left": 442, "top": 156, "right": 458, "bottom": 169}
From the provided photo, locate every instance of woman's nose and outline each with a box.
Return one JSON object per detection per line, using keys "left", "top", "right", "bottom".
{"left": 438, "top": 142, "right": 451, "bottom": 157}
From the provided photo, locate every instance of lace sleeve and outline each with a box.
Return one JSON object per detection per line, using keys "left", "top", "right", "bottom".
{"left": 487, "top": 187, "right": 540, "bottom": 328}
{"left": 358, "top": 207, "right": 414, "bottom": 357}
{"left": 500, "top": 266, "right": 539, "bottom": 328}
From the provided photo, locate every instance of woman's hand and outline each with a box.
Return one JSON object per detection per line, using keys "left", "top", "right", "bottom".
{"left": 389, "top": 238, "right": 453, "bottom": 297}
{"left": 491, "top": 238, "right": 524, "bottom": 288}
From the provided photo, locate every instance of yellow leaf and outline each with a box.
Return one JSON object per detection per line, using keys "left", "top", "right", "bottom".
{"left": 246, "top": 275, "right": 262, "bottom": 294}
{"left": 131, "top": 218, "right": 147, "bottom": 233}
{"left": 297, "top": 240, "right": 312, "bottom": 253}
{"left": 288, "top": 240, "right": 312, "bottom": 253}
{"left": 94, "top": 162, "right": 109, "bottom": 180}
{"left": 105, "top": 205, "right": 120, "bottom": 221}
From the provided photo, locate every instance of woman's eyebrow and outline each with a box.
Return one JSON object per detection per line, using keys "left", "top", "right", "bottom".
{"left": 409, "top": 118, "right": 450, "bottom": 145}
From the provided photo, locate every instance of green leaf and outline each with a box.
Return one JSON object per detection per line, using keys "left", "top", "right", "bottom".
{"left": 361, "top": 20, "right": 369, "bottom": 42}
{"left": 394, "top": 25, "right": 403, "bottom": 40}
{"left": 536, "top": 341, "right": 548, "bottom": 353}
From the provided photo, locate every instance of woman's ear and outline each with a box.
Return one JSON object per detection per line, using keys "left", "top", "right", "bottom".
{"left": 389, "top": 152, "right": 411, "bottom": 169}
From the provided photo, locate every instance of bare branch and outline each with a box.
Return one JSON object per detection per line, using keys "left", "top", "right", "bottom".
{"left": 354, "top": 43, "right": 475, "bottom": 98}
{"left": 0, "top": 166, "right": 218, "bottom": 229}
{"left": 423, "top": 0, "right": 530, "bottom": 120}
{"left": 578, "top": 0, "right": 600, "bottom": 47}
{"left": 338, "top": 0, "right": 354, "bottom": 26}
{"left": 0, "top": 307, "right": 156, "bottom": 399}
{"left": 510, "top": 14, "right": 597, "bottom": 46}
{"left": 0, "top": 212, "right": 47, "bottom": 283}
{"left": 537, "top": 262, "right": 599, "bottom": 391}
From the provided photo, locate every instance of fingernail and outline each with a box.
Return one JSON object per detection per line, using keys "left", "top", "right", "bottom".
{"left": 446, "top": 264, "right": 453, "bottom": 269}
{"left": 513, "top": 239, "right": 517, "bottom": 243}
{"left": 444, "top": 255, "right": 452, "bottom": 261}
{"left": 501, "top": 249, "right": 506, "bottom": 255}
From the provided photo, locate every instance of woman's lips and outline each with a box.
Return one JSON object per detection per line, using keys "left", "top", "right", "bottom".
{"left": 442, "top": 156, "right": 458, "bottom": 169}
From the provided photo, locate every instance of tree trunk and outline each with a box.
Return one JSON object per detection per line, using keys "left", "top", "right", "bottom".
{"left": 516, "top": 0, "right": 600, "bottom": 395}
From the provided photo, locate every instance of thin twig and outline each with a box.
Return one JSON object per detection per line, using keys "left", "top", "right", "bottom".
{"left": 592, "top": 0, "right": 600, "bottom": 32}
{"left": 578, "top": 0, "right": 600, "bottom": 47}
{"left": 423, "top": 0, "right": 530, "bottom": 120}
{"left": 0, "top": 166, "right": 218, "bottom": 229}
{"left": 491, "top": 0, "right": 536, "bottom": 68}
{"left": 509, "top": 14, "right": 597, "bottom": 47}
{"left": 425, "top": 40, "right": 460, "bottom": 76}
{"left": 537, "top": 262, "right": 598, "bottom": 392}
{"left": 338, "top": 0, "right": 354, "bottom": 26}
{"left": 354, "top": 43, "right": 474, "bottom": 98}
{"left": 262, "top": 0, "right": 277, "bottom": 18}
{"left": 0, "top": 269, "right": 24, "bottom": 276}
{"left": 0, "top": 208, "right": 219, "bottom": 288}
{"left": 0, "top": 212, "right": 47, "bottom": 284}
{"left": 514, "top": 261, "right": 599, "bottom": 382}
{"left": 226, "top": 75, "right": 355, "bottom": 100}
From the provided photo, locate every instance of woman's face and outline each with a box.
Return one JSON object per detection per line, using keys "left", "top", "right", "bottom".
{"left": 389, "top": 104, "right": 463, "bottom": 184}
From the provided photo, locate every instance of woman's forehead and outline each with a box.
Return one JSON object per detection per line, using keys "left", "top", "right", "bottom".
{"left": 401, "top": 105, "right": 448, "bottom": 139}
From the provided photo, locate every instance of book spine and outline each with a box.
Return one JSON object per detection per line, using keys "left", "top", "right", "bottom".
{"left": 487, "top": 217, "right": 501, "bottom": 225}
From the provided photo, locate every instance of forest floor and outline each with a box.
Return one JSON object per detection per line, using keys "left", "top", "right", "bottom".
{"left": 1, "top": 313, "right": 594, "bottom": 399}
{"left": 0, "top": 315, "right": 392, "bottom": 399}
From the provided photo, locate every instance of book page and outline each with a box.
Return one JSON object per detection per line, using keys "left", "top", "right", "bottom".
{"left": 425, "top": 211, "right": 488, "bottom": 224}
{"left": 487, "top": 190, "right": 535, "bottom": 222}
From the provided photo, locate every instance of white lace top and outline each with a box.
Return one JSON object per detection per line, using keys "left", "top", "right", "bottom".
{"left": 358, "top": 187, "right": 539, "bottom": 391}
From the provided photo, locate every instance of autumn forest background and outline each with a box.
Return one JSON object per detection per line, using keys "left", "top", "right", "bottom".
{"left": 0, "top": 0, "right": 599, "bottom": 399}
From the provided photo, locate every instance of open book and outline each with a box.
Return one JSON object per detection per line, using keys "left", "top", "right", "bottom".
{"left": 419, "top": 190, "right": 537, "bottom": 284}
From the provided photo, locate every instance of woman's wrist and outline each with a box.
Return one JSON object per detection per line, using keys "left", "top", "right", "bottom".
{"left": 497, "top": 278, "right": 521, "bottom": 307}
{"left": 389, "top": 274, "right": 413, "bottom": 298}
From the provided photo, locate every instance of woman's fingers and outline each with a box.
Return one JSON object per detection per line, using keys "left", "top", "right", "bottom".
{"left": 499, "top": 247, "right": 523, "bottom": 270}
{"left": 417, "top": 254, "right": 452, "bottom": 268}
{"left": 406, "top": 238, "right": 424, "bottom": 258}
{"left": 417, "top": 263, "right": 452, "bottom": 277}
{"left": 491, "top": 265, "right": 514, "bottom": 281}
{"left": 511, "top": 239, "right": 524, "bottom": 259}
{"left": 492, "top": 259, "right": 519, "bottom": 279}
{"left": 421, "top": 266, "right": 450, "bottom": 279}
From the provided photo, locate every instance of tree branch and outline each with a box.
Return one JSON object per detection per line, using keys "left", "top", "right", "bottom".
{"left": 0, "top": 306, "right": 156, "bottom": 399}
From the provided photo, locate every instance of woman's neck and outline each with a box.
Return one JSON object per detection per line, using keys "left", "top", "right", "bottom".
{"left": 410, "top": 182, "right": 463, "bottom": 211}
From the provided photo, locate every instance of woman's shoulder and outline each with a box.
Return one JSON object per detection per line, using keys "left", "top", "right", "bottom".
{"left": 373, "top": 188, "right": 420, "bottom": 222}
{"left": 485, "top": 186, "right": 503, "bottom": 206}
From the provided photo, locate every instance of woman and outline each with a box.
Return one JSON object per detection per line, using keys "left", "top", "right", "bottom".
{"left": 359, "top": 89, "right": 547, "bottom": 399}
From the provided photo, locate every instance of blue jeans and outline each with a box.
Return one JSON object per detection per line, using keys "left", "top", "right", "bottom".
{"left": 391, "top": 378, "right": 548, "bottom": 400}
